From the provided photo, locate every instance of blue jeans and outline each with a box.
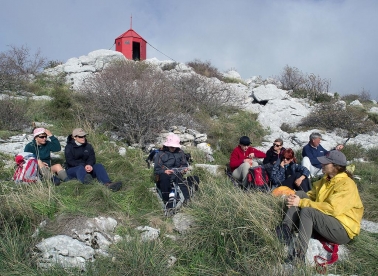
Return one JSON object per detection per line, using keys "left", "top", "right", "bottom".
{"left": 67, "top": 164, "right": 110, "bottom": 184}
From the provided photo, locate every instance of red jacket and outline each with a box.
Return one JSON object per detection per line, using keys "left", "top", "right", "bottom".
{"left": 229, "top": 145, "right": 266, "bottom": 171}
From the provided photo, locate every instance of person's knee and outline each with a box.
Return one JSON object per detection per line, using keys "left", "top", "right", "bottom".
{"left": 301, "top": 157, "right": 310, "bottom": 167}
{"left": 299, "top": 207, "right": 316, "bottom": 219}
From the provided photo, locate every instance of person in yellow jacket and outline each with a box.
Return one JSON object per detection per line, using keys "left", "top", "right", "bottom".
{"left": 276, "top": 150, "right": 364, "bottom": 262}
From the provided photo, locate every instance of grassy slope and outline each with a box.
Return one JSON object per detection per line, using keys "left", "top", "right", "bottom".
{"left": 1, "top": 100, "right": 378, "bottom": 275}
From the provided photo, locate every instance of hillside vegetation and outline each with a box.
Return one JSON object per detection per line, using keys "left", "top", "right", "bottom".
{"left": 0, "top": 46, "right": 378, "bottom": 275}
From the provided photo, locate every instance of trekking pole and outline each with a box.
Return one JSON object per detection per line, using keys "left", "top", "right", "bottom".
{"left": 343, "top": 137, "right": 350, "bottom": 146}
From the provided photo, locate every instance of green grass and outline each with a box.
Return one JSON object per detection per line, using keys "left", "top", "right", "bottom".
{"left": 0, "top": 78, "right": 378, "bottom": 275}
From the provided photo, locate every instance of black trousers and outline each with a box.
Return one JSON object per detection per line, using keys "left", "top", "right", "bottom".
{"left": 157, "top": 173, "right": 199, "bottom": 202}
{"left": 281, "top": 172, "right": 311, "bottom": 192}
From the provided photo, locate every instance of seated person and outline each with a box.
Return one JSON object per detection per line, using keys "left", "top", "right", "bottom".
{"left": 229, "top": 136, "right": 266, "bottom": 187}
{"left": 24, "top": 128, "right": 68, "bottom": 185}
{"left": 64, "top": 128, "right": 122, "bottom": 192}
{"left": 302, "top": 132, "right": 343, "bottom": 177}
{"left": 263, "top": 138, "right": 285, "bottom": 165}
{"left": 276, "top": 150, "right": 363, "bottom": 263}
{"left": 271, "top": 148, "right": 311, "bottom": 192}
{"left": 263, "top": 138, "right": 286, "bottom": 177}
{"left": 153, "top": 134, "right": 193, "bottom": 206}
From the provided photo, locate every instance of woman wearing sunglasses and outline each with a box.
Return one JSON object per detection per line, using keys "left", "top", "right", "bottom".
{"left": 263, "top": 138, "right": 285, "bottom": 165}
{"left": 271, "top": 148, "right": 311, "bottom": 192}
{"left": 24, "top": 127, "right": 68, "bottom": 184}
{"left": 64, "top": 128, "right": 122, "bottom": 192}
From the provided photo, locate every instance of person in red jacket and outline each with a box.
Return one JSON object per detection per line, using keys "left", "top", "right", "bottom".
{"left": 229, "top": 136, "right": 266, "bottom": 186}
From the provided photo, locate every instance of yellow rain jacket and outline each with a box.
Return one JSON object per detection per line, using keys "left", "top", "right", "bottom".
{"left": 299, "top": 172, "right": 364, "bottom": 239}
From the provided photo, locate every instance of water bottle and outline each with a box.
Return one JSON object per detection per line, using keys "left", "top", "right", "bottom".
{"left": 169, "top": 189, "right": 175, "bottom": 199}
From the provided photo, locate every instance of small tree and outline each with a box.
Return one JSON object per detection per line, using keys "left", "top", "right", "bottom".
{"left": 278, "top": 65, "right": 305, "bottom": 91}
{"left": 0, "top": 45, "right": 46, "bottom": 92}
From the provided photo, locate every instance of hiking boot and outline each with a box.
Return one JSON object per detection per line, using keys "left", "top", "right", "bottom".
{"left": 53, "top": 176, "right": 61, "bottom": 186}
{"left": 104, "top": 181, "right": 122, "bottom": 192}
{"left": 83, "top": 174, "right": 93, "bottom": 184}
{"left": 276, "top": 224, "right": 292, "bottom": 246}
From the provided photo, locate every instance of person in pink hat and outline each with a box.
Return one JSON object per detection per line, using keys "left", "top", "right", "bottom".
{"left": 24, "top": 127, "right": 68, "bottom": 185}
{"left": 153, "top": 133, "right": 191, "bottom": 206}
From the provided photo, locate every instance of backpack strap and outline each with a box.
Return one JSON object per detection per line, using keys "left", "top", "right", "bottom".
{"left": 314, "top": 238, "right": 339, "bottom": 274}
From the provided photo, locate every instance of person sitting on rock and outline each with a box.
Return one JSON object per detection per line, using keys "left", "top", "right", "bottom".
{"left": 276, "top": 150, "right": 363, "bottom": 264}
{"left": 229, "top": 136, "right": 266, "bottom": 187}
{"left": 302, "top": 132, "right": 344, "bottom": 177}
{"left": 64, "top": 128, "right": 122, "bottom": 192}
{"left": 271, "top": 148, "right": 311, "bottom": 192}
{"left": 24, "top": 127, "right": 68, "bottom": 185}
{"left": 153, "top": 134, "right": 195, "bottom": 207}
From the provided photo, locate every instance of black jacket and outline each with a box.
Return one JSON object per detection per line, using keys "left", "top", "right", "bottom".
{"left": 64, "top": 135, "right": 96, "bottom": 169}
{"left": 153, "top": 146, "right": 188, "bottom": 175}
{"left": 263, "top": 146, "right": 286, "bottom": 165}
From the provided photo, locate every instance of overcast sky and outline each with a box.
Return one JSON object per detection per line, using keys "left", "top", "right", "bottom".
{"left": 1, "top": 0, "right": 377, "bottom": 99}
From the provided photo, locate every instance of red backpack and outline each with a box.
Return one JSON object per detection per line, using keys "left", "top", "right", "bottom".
{"left": 248, "top": 165, "right": 270, "bottom": 190}
{"left": 13, "top": 152, "right": 39, "bottom": 183}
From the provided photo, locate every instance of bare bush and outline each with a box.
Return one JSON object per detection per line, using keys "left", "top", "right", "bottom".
{"left": 359, "top": 88, "right": 371, "bottom": 102}
{"left": 303, "top": 73, "right": 331, "bottom": 102}
{"left": 78, "top": 61, "right": 182, "bottom": 144}
{"left": 0, "top": 97, "right": 32, "bottom": 131}
{"left": 279, "top": 65, "right": 305, "bottom": 91}
{"left": 186, "top": 59, "right": 224, "bottom": 80}
{"left": 171, "top": 74, "right": 241, "bottom": 116}
{"left": 341, "top": 94, "right": 360, "bottom": 103}
{"left": 299, "top": 102, "right": 377, "bottom": 135}
{"left": 0, "top": 45, "right": 46, "bottom": 92}
{"left": 279, "top": 65, "right": 332, "bottom": 103}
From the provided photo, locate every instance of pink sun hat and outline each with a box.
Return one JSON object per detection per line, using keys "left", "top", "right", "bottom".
{"left": 33, "top": 128, "right": 46, "bottom": 137}
{"left": 163, "top": 133, "right": 181, "bottom": 148}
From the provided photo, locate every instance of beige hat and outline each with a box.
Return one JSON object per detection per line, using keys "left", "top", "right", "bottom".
{"left": 72, "top": 128, "right": 87, "bottom": 137}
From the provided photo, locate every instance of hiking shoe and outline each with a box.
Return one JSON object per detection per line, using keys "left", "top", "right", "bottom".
{"left": 53, "top": 176, "right": 61, "bottom": 186}
{"left": 105, "top": 181, "right": 122, "bottom": 192}
{"left": 83, "top": 174, "right": 93, "bottom": 184}
{"left": 276, "top": 224, "right": 292, "bottom": 246}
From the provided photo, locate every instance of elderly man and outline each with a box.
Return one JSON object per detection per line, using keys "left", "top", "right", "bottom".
{"left": 301, "top": 132, "right": 343, "bottom": 177}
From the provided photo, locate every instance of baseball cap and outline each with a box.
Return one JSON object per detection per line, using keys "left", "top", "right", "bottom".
{"left": 317, "top": 150, "right": 347, "bottom": 166}
{"left": 72, "top": 128, "right": 87, "bottom": 137}
{"left": 239, "top": 136, "right": 251, "bottom": 146}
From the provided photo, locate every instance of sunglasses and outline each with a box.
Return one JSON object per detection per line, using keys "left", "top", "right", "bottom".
{"left": 38, "top": 135, "right": 47, "bottom": 139}
{"left": 283, "top": 157, "right": 291, "bottom": 161}
{"left": 75, "top": 135, "right": 86, "bottom": 138}
{"left": 273, "top": 143, "right": 282, "bottom": 147}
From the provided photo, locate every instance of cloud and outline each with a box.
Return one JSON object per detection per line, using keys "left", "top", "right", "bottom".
{"left": 1, "top": 0, "right": 377, "bottom": 98}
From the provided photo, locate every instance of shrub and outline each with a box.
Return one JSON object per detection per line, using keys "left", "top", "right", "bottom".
{"left": 279, "top": 65, "right": 332, "bottom": 102}
{"left": 44, "top": 86, "right": 74, "bottom": 120}
{"left": 365, "top": 147, "right": 378, "bottom": 164}
{"left": 341, "top": 94, "right": 359, "bottom": 103}
{"left": 279, "top": 65, "right": 305, "bottom": 91}
{"left": 0, "top": 45, "right": 46, "bottom": 92}
{"left": 299, "top": 102, "right": 377, "bottom": 135}
{"left": 78, "top": 60, "right": 179, "bottom": 145}
{"left": 160, "top": 62, "right": 178, "bottom": 71}
{"left": 171, "top": 73, "right": 241, "bottom": 117}
{"left": 280, "top": 122, "right": 297, "bottom": 133}
{"left": 0, "top": 97, "right": 32, "bottom": 131}
{"left": 359, "top": 88, "right": 371, "bottom": 102}
{"left": 186, "top": 59, "right": 224, "bottom": 81}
